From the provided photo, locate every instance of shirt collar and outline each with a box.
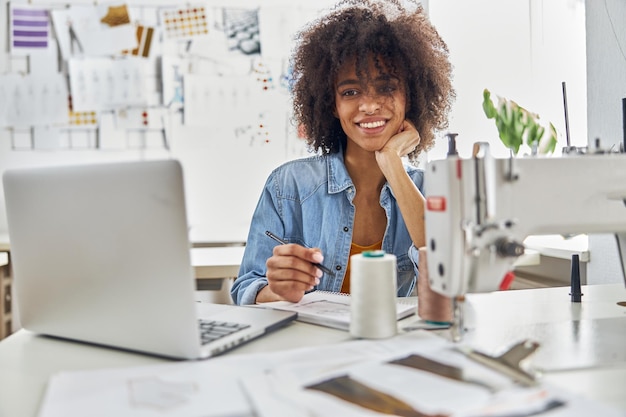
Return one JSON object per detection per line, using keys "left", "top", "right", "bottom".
{"left": 326, "top": 151, "right": 353, "bottom": 194}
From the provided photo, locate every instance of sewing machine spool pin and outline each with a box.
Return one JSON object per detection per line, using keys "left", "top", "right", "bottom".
{"left": 570, "top": 254, "right": 583, "bottom": 302}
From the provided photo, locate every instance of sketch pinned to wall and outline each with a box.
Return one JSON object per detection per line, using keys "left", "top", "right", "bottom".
{"left": 160, "top": 6, "right": 209, "bottom": 41}
{"left": 161, "top": 55, "right": 187, "bottom": 110}
{"left": 222, "top": 8, "right": 260, "bottom": 56}
{"left": 0, "top": 73, "right": 68, "bottom": 128}
{"left": 182, "top": 74, "right": 236, "bottom": 127}
{"left": 121, "top": 25, "right": 155, "bottom": 58}
{"left": 257, "top": 6, "right": 323, "bottom": 95}
{"left": 115, "top": 107, "right": 168, "bottom": 149}
{"left": 251, "top": 58, "right": 275, "bottom": 92}
{"left": 35, "top": 73, "right": 69, "bottom": 126}
{"left": 115, "top": 107, "right": 166, "bottom": 130}
{"left": 50, "top": 8, "right": 77, "bottom": 60}
{"left": 52, "top": 3, "right": 136, "bottom": 58}
{"left": 0, "top": 74, "right": 26, "bottom": 127}
{"left": 231, "top": 74, "right": 287, "bottom": 148}
{"left": 9, "top": 3, "right": 52, "bottom": 56}
{"left": 233, "top": 109, "right": 288, "bottom": 149}
{"left": 68, "top": 57, "right": 147, "bottom": 112}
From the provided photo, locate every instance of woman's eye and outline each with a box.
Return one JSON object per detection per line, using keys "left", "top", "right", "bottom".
{"left": 378, "top": 84, "right": 397, "bottom": 94}
{"left": 341, "top": 89, "right": 359, "bottom": 97}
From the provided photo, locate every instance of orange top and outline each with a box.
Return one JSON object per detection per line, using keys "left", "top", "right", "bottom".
{"left": 340, "top": 240, "right": 383, "bottom": 293}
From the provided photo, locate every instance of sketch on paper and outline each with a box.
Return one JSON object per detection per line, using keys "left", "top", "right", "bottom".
{"left": 68, "top": 57, "right": 147, "bottom": 112}
{"left": 0, "top": 73, "right": 68, "bottom": 128}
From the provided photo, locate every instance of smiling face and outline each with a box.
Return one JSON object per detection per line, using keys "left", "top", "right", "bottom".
{"left": 334, "top": 57, "right": 407, "bottom": 153}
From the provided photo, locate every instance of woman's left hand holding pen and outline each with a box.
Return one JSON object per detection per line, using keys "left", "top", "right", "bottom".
{"left": 256, "top": 244, "right": 324, "bottom": 303}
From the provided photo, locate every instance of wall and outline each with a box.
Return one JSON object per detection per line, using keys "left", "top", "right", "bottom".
{"left": 0, "top": 0, "right": 587, "bottom": 246}
{"left": 427, "top": 0, "right": 587, "bottom": 160}
{"left": 585, "top": 0, "right": 626, "bottom": 284}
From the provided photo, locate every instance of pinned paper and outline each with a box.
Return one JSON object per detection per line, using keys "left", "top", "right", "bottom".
{"left": 121, "top": 25, "right": 155, "bottom": 58}
{"left": 9, "top": 3, "right": 51, "bottom": 56}
{"left": 0, "top": 73, "right": 68, "bottom": 128}
{"left": 222, "top": 8, "right": 260, "bottom": 55}
{"left": 160, "top": 6, "right": 209, "bottom": 40}
{"left": 161, "top": 55, "right": 186, "bottom": 110}
{"left": 68, "top": 57, "right": 147, "bottom": 112}
{"left": 115, "top": 107, "right": 166, "bottom": 130}
{"left": 68, "top": 100, "right": 98, "bottom": 127}
{"left": 52, "top": 3, "right": 136, "bottom": 57}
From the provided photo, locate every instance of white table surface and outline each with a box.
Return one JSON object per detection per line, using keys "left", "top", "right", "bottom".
{"left": 191, "top": 246, "right": 244, "bottom": 279}
{"left": 1, "top": 284, "right": 625, "bottom": 417}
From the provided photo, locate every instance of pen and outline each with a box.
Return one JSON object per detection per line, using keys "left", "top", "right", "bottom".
{"left": 265, "top": 230, "right": 335, "bottom": 276}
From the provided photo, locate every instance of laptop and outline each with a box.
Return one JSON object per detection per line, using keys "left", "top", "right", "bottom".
{"left": 2, "top": 159, "right": 296, "bottom": 360}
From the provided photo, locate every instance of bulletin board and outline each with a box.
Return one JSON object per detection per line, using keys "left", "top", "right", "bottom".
{"left": 0, "top": 0, "right": 339, "bottom": 243}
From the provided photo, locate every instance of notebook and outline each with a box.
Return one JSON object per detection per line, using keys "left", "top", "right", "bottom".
{"left": 258, "top": 290, "right": 416, "bottom": 331}
{"left": 2, "top": 159, "right": 296, "bottom": 360}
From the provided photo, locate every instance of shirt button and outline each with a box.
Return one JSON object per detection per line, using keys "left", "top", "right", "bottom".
{"left": 335, "top": 265, "right": 342, "bottom": 271}
{"left": 343, "top": 226, "right": 349, "bottom": 232}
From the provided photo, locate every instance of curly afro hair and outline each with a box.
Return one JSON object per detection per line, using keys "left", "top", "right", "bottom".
{"left": 291, "top": 0, "right": 455, "bottom": 163}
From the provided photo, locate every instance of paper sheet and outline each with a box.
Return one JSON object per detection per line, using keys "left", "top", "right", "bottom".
{"left": 38, "top": 358, "right": 256, "bottom": 417}
{"left": 0, "top": 72, "right": 68, "bottom": 128}
{"left": 68, "top": 57, "right": 147, "bottom": 112}
{"left": 36, "top": 332, "right": 623, "bottom": 417}
{"left": 52, "top": 3, "right": 136, "bottom": 58}
{"left": 9, "top": 3, "right": 52, "bottom": 56}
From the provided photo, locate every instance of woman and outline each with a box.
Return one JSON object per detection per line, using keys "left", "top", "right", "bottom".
{"left": 231, "top": 0, "right": 454, "bottom": 305}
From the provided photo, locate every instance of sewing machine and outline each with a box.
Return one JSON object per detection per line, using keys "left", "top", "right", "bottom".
{"left": 424, "top": 142, "right": 626, "bottom": 341}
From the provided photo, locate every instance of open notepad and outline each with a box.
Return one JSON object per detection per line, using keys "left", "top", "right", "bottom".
{"left": 258, "top": 290, "right": 416, "bottom": 331}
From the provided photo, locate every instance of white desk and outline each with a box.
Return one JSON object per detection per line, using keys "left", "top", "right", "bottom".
{"left": 0, "top": 284, "right": 625, "bottom": 417}
{"left": 192, "top": 246, "right": 244, "bottom": 279}
{"left": 191, "top": 246, "right": 245, "bottom": 304}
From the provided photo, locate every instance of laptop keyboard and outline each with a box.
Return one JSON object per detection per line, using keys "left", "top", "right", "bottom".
{"left": 198, "top": 319, "right": 251, "bottom": 345}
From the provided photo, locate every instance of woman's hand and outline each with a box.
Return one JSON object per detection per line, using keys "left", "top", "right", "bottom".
{"left": 375, "top": 119, "right": 421, "bottom": 172}
{"left": 385, "top": 119, "right": 421, "bottom": 157}
{"left": 256, "top": 244, "right": 324, "bottom": 303}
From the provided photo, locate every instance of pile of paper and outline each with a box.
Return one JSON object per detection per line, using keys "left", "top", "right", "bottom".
{"left": 37, "top": 331, "right": 622, "bottom": 417}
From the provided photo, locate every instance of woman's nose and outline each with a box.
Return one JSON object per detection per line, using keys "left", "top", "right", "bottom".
{"left": 359, "top": 92, "right": 382, "bottom": 114}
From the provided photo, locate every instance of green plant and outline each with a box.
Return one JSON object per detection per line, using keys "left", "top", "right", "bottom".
{"left": 482, "top": 88, "right": 557, "bottom": 155}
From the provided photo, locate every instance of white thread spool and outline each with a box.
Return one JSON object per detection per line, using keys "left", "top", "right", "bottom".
{"left": 349, "top": 250, "right": 398, "bottom": 339}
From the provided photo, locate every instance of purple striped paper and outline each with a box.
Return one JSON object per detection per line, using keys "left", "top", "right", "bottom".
{"left": 11, "top": 7, "right": 49, "bottom": 50}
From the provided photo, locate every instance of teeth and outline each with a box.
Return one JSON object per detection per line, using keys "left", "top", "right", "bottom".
{"left": 360, "top": 120, "right": 385, "bottom": 129}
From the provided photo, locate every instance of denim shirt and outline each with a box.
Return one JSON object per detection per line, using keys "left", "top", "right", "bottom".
{"left": 231, "top": 151, "right": 424, "bottom": 305}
